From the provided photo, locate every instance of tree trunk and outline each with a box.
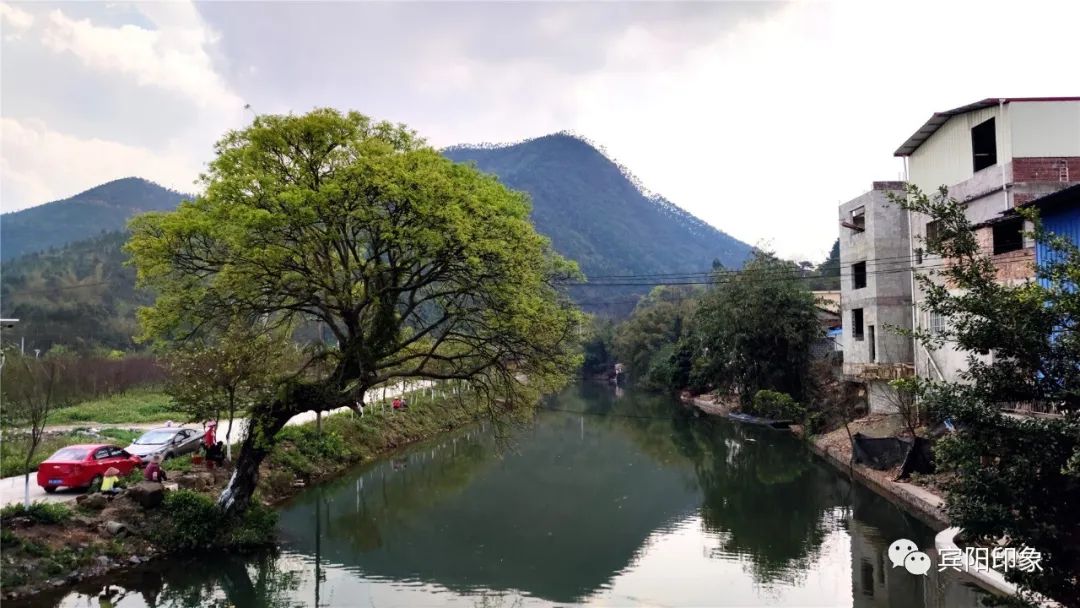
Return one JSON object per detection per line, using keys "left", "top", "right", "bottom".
{"left": 217, "top": 381, "right": 365, "bottom": 516}
{"left": 217, "top": 407, "right": 291, "bottom": 516}
{"left": 22, "top": 438, "right": 37, "bottom": 508}
{"left": 226, "top": 391, "right": 236, "bottom": 462}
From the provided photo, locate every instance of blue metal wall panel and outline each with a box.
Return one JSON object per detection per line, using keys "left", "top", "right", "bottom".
{"left": 1037, "top": 204, "right": 1080, "bottom": 288}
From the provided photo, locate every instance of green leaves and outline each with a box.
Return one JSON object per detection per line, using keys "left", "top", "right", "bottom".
{"left": 126, "top": 109, "right": 584, "bottom": 512}
{"left": 694, "top": 252, "right": 822, "bottom": 402}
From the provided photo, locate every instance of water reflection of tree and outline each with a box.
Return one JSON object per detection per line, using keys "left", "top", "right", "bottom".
{"left": 316, "top": 435, "right": 495, "bottom": 552}
{"left": 151, "top": 552, "right": 303, "bottom": 608}
{"left": 606, "top": 388, "right": 847, "bottom": 587}
{"left": 37, "top": 551, "right": 303, "bottom": 608}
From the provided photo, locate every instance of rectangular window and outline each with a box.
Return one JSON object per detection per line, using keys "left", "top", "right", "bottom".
{"left": 971, "top": 118, "right": 997, "bottom": 172}
{"left": 868, "top": 325, "right": 876, "bottom": 362}
{"left": 925, "top": 220, "right": 942, "bottom": 247}
{"left": 852, "top": 261, "right": 867, "bottom": 289}
{"left": 992, "top": 217, "right": 1024, "bottom": 254}
{"left": 851, "top": 207, "right": 866, "bottom": 231}
{"left": 852, "top": 308, "right": 864, "bottom": 341}
{"left": 929, "top": 312, "right": 947, "bottom": 335}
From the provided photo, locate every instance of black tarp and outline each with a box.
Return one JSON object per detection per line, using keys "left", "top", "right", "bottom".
{"left": 897, "top": 436, "right": 935, "bottom": 480}
{"left": 850, "top": 432, "right": 936, "bottom": 478}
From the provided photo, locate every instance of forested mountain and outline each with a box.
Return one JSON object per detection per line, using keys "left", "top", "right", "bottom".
{"left": 0, "top": 177, "right": 187, "bottom": 260}
{"left": 445, "top": 133, "right": 753, "bottom": 313}
{"left": 1, "top": 231, "right": 148, "bottom": 351}
{"left": 1, "top": 134, "right": 753, "bottom": 350}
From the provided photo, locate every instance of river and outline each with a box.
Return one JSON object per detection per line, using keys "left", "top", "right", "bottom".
{"left": 31, "top": 383, "right": 989, "bottom": 607}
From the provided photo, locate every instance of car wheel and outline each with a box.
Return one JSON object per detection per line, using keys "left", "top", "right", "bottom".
{"left": 88, "top": 475, "right": 103, "bottom": 492}
{"left": 43, "top": 486, "right": 57, "bottom": 494}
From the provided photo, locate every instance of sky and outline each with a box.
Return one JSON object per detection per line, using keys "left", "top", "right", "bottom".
{"left": 2, "top": 1, "right": 1078, "bottom": 261}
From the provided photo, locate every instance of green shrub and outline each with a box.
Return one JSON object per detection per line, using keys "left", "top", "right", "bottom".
{"left": 228, "top": 502, "right": 278, "bottom": 548}
{"left": 21, "top": 539, "right": 50, "bottom": 557}
{"left": 1, "top": 527, "right": 21, "bottom": 548}
{"left": 156, "top": 490, "right": 221, "bottom": 551}
{"left": 0, "top": 501, "right": 73, "bottom": 525}
{"left": 155, "top": 489, "right": 276, "bottom": 552}
{"left": 746, "top": 390, "right": 805, "bottom": 421}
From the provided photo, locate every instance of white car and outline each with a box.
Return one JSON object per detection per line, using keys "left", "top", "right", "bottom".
{"left": 126, "top": 427, "right": 202, "bottom": 461}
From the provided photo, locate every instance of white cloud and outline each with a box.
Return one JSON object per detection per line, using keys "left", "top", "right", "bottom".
{"left": 0, "top": 117, "right": 201, "bottom": 211}
{"left": 0, "top": 2, "right": 33, "bottom": 31}
{"left": 1, "top": 2, "right": 247, "bottom": 210}
{"left": 40, "top": 7, "right": 241, "bottom": 110}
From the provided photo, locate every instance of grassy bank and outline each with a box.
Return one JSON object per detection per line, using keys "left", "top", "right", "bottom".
{"left": 1, "top": 389, "right": 489, "bottom": 599}
{"left": 47, "top": 391, "right": 187, "bottom": 425}
{"left": 0, "top": 429, "right": 141, "bottom": 478}
{"left": 259, "top": 392, "right": 487, "bottom": 497}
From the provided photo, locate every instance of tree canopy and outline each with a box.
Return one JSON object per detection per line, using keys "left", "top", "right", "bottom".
{"left": 694, "top": 252, "right": 822, "bottom": 403}
{"left": 127, "top": 109, "right": 583, "bottom": 513}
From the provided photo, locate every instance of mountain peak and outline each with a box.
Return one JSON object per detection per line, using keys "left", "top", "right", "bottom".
{"left": 1, "top": 177, "right": 188, "bottom": 260}
{"left": 445, "top": 134, "right": 752, "bottom": 314}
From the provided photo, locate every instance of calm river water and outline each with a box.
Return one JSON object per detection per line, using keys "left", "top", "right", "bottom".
{"left": 32, "top": 383, "right": 988, "bottom": 607}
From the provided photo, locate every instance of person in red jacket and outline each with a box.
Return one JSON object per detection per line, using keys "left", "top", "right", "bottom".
{"left": 202, "top": 420, "right": 217, "bottom": 450}
{"left": 143, "top": 454, "right": 167, "bottom": 482}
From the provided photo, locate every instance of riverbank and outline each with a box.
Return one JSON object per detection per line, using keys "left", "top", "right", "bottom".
{"left": 801, "top": 422, "right": 949, "bottom": 529}
{"left": 683, "top": 395, "right": 950, "bottom": 527}
{"left": 0, "top": 392, "right": 489, "bottom": 601}
{"left": 683, "top": 397, "right": 1053, "bottom": 604}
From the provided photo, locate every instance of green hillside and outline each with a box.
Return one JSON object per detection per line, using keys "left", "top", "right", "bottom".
{"left": 1, "top": 177, "right": 187, "bottom": 260}
{"left": 1, "top": 231, "right": 148, "bottom": 352}
{"left": 445, "top": 133, "right": 753, "bottom": 310}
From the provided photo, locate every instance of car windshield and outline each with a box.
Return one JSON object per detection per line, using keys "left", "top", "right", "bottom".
{"left": 134, "top": 430, "right": 177, "bottom": 445}
{"left": 49, "top": 447, "right": 89, "bottom": 461}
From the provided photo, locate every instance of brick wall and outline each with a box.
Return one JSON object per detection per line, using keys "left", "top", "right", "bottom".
{"left": 1012, "top": 157, "right": 1080, "bottom": 183}
{"left": 974, "top": 226, "right": 1035, "bottom": 282}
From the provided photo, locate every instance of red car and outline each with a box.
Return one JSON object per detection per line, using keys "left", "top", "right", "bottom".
{"left": 36, "top": 444, "right": 141, "bottom": 493}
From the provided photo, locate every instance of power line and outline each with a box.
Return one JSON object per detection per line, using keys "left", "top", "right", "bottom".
{"left": 559, "top": 257, "right": 1032, "bottom": 288}
{"left": 1, "top": 246, "right": 1030, "bottom": 297}
{"left": 570, "top": 245, "right": 1021, "bottom": 281}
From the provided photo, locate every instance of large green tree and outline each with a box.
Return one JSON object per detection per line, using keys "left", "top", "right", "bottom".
{"left": 693, "top": 251, "right": 821, "bottom": 403}
{"left": 128, "top": 109, "right": 583, "bottom": 514}
{"left": 897, "top": 186, "right": 1079, "bottom": 605}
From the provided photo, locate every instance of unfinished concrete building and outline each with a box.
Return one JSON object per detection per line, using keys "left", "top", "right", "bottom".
{"left": 839, "top": 182, "right": 913, "bottom": 413}
{"left": 895, "top": 97, "right": 1080, "bottom": 383}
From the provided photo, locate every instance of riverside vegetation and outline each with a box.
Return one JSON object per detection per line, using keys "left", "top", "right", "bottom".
{"left": 0, "top": 388, "right": 489, "bottom": 598}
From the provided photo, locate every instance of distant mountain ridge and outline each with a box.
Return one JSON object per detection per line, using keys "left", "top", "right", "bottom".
{"left": 445, "top": 133, "right": 752, "bottom": 312}
{"left": 2, "top": 133, "right": 752, "bottom": 350}
{"left": 1, "top": 177, "right": 187, "bottom": 260}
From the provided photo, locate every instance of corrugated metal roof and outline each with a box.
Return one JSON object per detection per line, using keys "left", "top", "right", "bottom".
{"left": 894, "top": 97, "right": 1080, "bottom": 157}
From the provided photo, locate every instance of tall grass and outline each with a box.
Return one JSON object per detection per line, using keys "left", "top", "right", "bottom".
{"left": 48, "top": 391, "right": 187, "bottom": 425}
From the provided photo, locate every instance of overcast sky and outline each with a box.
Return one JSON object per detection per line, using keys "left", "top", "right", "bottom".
{"left": 2, "top": 1, "right": 1078, "bottom": 261}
